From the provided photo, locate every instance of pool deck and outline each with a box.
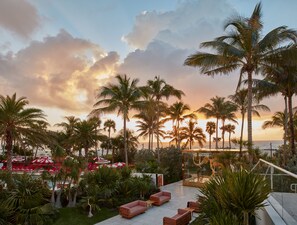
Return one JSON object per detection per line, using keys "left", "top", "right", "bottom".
{"left": 94, "top": 181, "right": 201, "bottom": 225}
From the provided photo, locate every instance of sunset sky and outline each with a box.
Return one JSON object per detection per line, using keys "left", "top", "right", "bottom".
{"left": 0, "top": 0, "right": 296, "bottom": 141}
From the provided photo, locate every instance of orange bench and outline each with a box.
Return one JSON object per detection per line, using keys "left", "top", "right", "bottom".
{"left": 163, "top": 208, "right": 192, "bottom": 225}
{"left": 119, "top": 200, "right": 147, "bottom": 219}
{"left": 149, "top": 191, "right": 171, "bottom": 206}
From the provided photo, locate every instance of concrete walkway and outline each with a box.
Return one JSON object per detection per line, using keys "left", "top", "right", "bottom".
{"left": 94, "top": 181, "right": 201, "bottom": 225}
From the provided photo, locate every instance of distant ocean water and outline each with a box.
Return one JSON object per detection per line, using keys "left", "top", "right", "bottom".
{"left": 139, "top": 140, "right": 283, "bottom": 151}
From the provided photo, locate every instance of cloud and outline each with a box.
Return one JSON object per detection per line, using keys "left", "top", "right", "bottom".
{"left": 119, "top": 0, "right": 285, "bottom": 116}
{"left": 0, "top": 0, "right": 41, "bottom": 38}
{"left": 123, "top": 0, "right": 235, "bottom": 49}
{"left": 0, "top": 30, "right": 119, "bottom": 113}
{"left": 119, "top": 0, "right": 240, "bottom": 110}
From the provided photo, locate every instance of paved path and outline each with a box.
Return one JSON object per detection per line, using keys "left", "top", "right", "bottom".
{"left": 94, "top": 181, "right": 201, "bottom": 225}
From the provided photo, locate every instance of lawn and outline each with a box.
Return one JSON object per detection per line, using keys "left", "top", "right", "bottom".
{"left": 53, "top": 207, "right": 118, "bottom": 225}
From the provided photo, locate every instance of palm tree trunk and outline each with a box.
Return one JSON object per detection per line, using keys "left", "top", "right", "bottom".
{"left": 247, "top": 71, "right": 253, "bottom": 148}
{"left": 148, "top": 131, "right": 151, "bottom": 150}
{"left": 156, "top": 100, "right": 160, "bottom": 162}
{"left": 215, "top": 118, "right": 219, "bottom": 149}
{"left": 240, "top": 112, "right": 245, "bottom": 158}
{"left": 284, "top": 96, "right": 288, "bottom": 146}
{"left": 151, "top": 132, "right": 154, "bottom": 151}
{"left": 209, "top": 134, "right": 211, "bottom": 149}
{"left": 288, "top": 95, "right": 296, "bottom": 155}
{"left": 222, "top": 120, "right": 225, "bottom": 149}
{"left": 229, "top": 131, "right": 231, "bottom": 149}
{"left": 177, "top": 120, "right": 180, "bottom": 149}
{"left": 123, "top": 114, "right": 128, "bottom": 165}
{"left": 107, "top": 129, "right": 111, "bottom": 156}
{"left": 5, "top": 130, "right": 13, "bottom": 187}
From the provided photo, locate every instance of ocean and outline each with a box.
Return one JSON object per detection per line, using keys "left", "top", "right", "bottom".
{"left": 139, "top": 140, "right": 283, "bottom": 151}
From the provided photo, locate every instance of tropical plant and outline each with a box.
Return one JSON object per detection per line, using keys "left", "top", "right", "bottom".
{"left": 55, "top": 116, "right": 79, "bottom": 152}
{"left": 198, "top": 96, "right": 231, "bottom": 149}
{"left": 103, "top": 119, "right": 116, "bottom": 156}
{"left": 263, "top": 111, "right": 286, "bottom": 143}
{"left": 72, "top": 118, "right": 102, "bottom": 158}
{"left": 92, "top": 74, "right": 141, "bottom": 165}
{"left": 229, "top": 89, "right": 270, "bottom": 156}
{"left": 134, "top": 95, "right": 166, "bottom": 151}
{"left": 144, "top": 76, "right": 184, "bottom": 161}
{"left": 198, "top": 170, "right": 270, "bottom": 225}
{"left": 222, "top": 124, "right": 236, "bottom": 149}
{"left": 0, "top": 93, "right": 47, "bottom": 184}
{"left": 185, "top": 3, "right": 297, "bottom": 148}
{"left": 254, "top": 46, "right": 297, "bottom": 155}
{"left": 205, "top": 122, "right": 216, "bottom": 149}
{"left": 219, "top": 102, "right": 237, "bottom": 149}
{"left": 164, "top": 101, "right": 196, "bottom": 149}
{"left": 4, "top": 174, "right": 55, "bottom": 225}
{"left": 180, "top": 120, "right": 206, "bottom": 149}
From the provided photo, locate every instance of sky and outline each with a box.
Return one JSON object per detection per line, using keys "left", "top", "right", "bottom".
{"left": 0, "top": 0, "right": 296, "bottom": 142}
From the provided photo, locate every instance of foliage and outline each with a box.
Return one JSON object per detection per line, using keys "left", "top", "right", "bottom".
{"left": 197, "top": 169, "right": 270, "bottom": 225}
{"left": 0, "top": 173, "right": 56, "bottom": 225}
{"left": 134, "top": 149, "right": 159, "bottom": 173}
{"left": 159, "top": 147, "right": 182, "bottom": 184}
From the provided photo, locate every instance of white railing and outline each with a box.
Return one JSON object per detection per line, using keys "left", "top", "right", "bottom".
{"left": 252, "top": 158, "right": 297, "bottom": 225}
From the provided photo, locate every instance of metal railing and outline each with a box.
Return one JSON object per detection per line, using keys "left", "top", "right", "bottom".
{"left": 252, "top": 159, "right": 297, "bottom": 225}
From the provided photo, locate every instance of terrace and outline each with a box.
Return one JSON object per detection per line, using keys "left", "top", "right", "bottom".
{"left": 95, "top": 181, "right": 200, "bottom": 225}
{"left": 93, "top": 157, "right": 297, "bottom": 225}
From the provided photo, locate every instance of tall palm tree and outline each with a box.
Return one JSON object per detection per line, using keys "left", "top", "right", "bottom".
{"left": 206, "top": 121, "right": 216, "bottom": 149}
{"left": 0, "top": 93, "right": 47, "bottom": 181}
{"left": 255, "top": 47, "right": 297, "bottom": 155}
{"left": 185, "top": 3, "right": 297, "bottom": 147}
{"left": 222, "top": 124, "right": 236, "bottom": 149}
{"left": 55, "top": 116, "right": 80, "bottom": 154}
{"left": 198, "top": 96, "right": 228, "bottom": 149}
{"left": 180, "top": 120, "right": 206, "bottom": 149}
{"left": 262, "top": 111, "right": 297, "bottom": 146}
{"left": 92, "top": 74, "right": 141, "bottom": 165}
{"left": 219, "top": 102, "right": 237, "bottom": 149}
{"left": 145, "top": 76, "right": 184, "bottom": 160}
{"left": 165, "top": 101, "right": 196, "bottom": 149}
{"left": 103, "top": 119, "right": 116, "bottom": 156}
{"left": 72, "top": 118, "right": 102, "bottom": 158}
{"left": 229, "top": 89, "right": 270, "bottom": 156}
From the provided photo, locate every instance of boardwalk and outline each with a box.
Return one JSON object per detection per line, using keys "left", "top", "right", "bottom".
{"left": 94, "top": 181, "right": 201, "bottom": 225}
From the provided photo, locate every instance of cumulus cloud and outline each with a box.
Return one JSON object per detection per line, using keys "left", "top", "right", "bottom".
{"left": 119, "top": 0, "right": 284, "bottom": 115}
{"left": 0, "top": 0, "right": 41, "bottom": 38}
{"left": 123, "top": 0, "right": 235, "bottom": 49}
{"left": 0, "top": 30, "right": 119, "bottom": 112}
{"left": 119, "top": 0, "right": 239, "bottom": 110}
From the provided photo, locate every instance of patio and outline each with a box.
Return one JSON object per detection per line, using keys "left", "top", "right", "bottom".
{"left": 94, "top": 181, "right": 201, "bottom": 225}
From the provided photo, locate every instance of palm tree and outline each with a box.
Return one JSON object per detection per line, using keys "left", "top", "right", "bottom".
{"left": 185, "top": 3, "right": 297, "bottom": 147}
{"left": 229, "top": 89, "right": 270, "bottom": 156}
{"left": 206, "top": 121, "right": 216, "bottom": 149}
{"left": 180, "top": 120, "right": 206, "bottom": 149}
{"left": 198, "top": 96, "right": 228, "bottom": 149}
{"left": 55, "top": 116, "right": 80, "bottom": 154}
{"left": 255, "top": 47, "right": 297, "bottom": 155}
{"left": 222, "top": 124, "right": 236, "bottom": 149}
{"left": 262, "top": 111, "right": 297, "bottom": 146}
{"left": 219, "top": 102, "right": 237, "bottom": 149}
{"left": 165, "top": 101, "right": 196, "bottom": 149}
{"left": 92, "top": 74, "right": 141, "bottom": 165}
{"left": 166, "top": 126, "right": 179, "bottom": 148}
{"left": 0, "top": 93, "right": 47, "bottom": 182}
{"left": 145, "top": 76, "right": 184, "bottom": 160}
{"left": 103, "top": 119, "right": 116, "bottom": 156}
{"left": 72, "top": 118, "right": 102, "bottom": 158}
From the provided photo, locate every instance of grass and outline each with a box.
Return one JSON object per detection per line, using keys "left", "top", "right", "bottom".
{"left": 53, "top": 207, "right": 118, "bottom": 225}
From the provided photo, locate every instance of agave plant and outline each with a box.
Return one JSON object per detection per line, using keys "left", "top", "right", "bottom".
{"left": 198, "top": 169, "right": 270, "bottom": 225}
